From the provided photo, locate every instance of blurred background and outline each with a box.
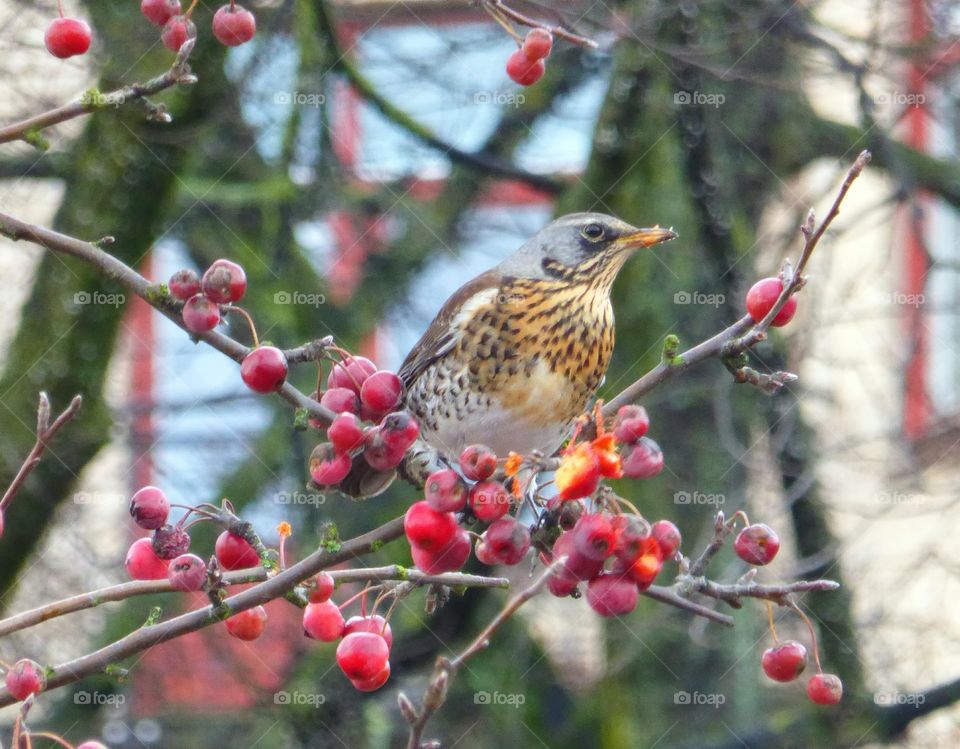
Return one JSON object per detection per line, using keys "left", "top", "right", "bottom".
{"left": 1, "top": 0, "right": 959, "bottom": 747}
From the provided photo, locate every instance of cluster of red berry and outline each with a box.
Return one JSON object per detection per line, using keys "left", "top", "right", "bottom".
{"left": 506, "top": 28, "right": 553, "bottom": 86}
{"left": 141, "top": 0, "right": 256, "bottom": 52}
{"left": 308, "top": 356, "right": 420, "bottom": 486}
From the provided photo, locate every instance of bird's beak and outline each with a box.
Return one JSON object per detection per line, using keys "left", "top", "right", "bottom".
{"left": 616, "top": 226, "right": 677, "bottom": 251}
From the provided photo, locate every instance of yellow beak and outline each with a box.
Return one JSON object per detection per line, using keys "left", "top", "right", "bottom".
{"left": 616, "top": 225, "right": 677, "bottom": 250}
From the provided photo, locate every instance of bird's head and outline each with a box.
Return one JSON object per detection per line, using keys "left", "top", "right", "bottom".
{"left": 498, "top": 212, "right": 676, "bottom": 288}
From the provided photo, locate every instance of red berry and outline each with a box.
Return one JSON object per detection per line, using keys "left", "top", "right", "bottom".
{"left": 308, "top": 572, "right": 335, "bottom": 603}
{"left": 459, "top": 444, "right": 497, "bottom": 481}
{"left": 351, "top": 663, "right": 390, "bottom": 692}
{"left": 141, "top": 0, "right": 181, "bottom": 26}
{"left": 168, "top": 553, "right": 207, "bottom": 591}
{"left": 573, "top": 513, "right": 617, "bottom": 561}
{"left": 734, "top": 523, "right": 780, "bottom": 565}
{"left": 425, "top": 468, "right": 468, "bottom": 513}
{"left": 161, "top": 15, "right": 196, "bottom": 52}
{"left": 360, "top": 370, "right": 403, "bottom": 416}
{"left": 201, "top": 259, "right": 247, "bottom": 304}
{"left": 807, "top": 673, "right": 843, "bottom": 705}
{"left": 212, "top": 4, "right": 256, "bottom": 46}
{"left": 182, "top": 293, "right": 220, "bottom": 333}
{"left": 125, "top": 538, "right": 169, "bottom": 580}
{"left": 344, "top": 615, "right": 393, "bottom": 649}
{"left": 321, "top": 387, "right": 360, "bottom": 415}
{"left": 152, "top": 524, "right": 190, "bottom": 559}
{"left": 241, "top": 346, "right": 288, "bottom": 393}
{"left": 168, "top": 268, "right": 200, "bottom": 300}
{"left": 468, "top": 480, "right": 511, "bottom": 522}
{"left": 336, "top": 632, "right": 390, "bottom": 681}
{"left": 761, "top": 640, "right": 807, "bottom": 682}
{"left": 404, "top": 500, "right": 457, "bottom": 551}
{"left": 327, "top": 356, "right": 377, "bottom": 394}
{"left": 620, "top": 437, "right": 664, "bottom": 479}
{"left": 363, "top": 427, "right": 406, "bottom": 470}
{"left": 380, "top": 410, "right": 420, "bottom": 453}
{"left": 547, "top": 569, "right": 579, "bottom": 597}
{"left": 651, "top": 519, "right": 681, "bottom": 559}
{"left": 327, "top": 413, "right": 365, "bottom": 453}
{"left": 506, "top": 49, "right": 545, "bottom": 85}
{"left": 612, "top": 514, "right": 651, "bottom": 565}
{"left": 616, "top": 540, "right": 663, "bottom": 590}
{"left": 215, "top": 530, "right": 260, "bottom": 570}
{"left": 129, "top": 485, "right": 170, "bottom": 530}
{"left": 5, "top": 659, "right": 46, "bottom": 701}
{"left": 474, "top": 539, "right": 498, "bottom": 565}
{"left": 483, "top": 517, "right": 531, "bottom": 565}
{"left": 522, "top": 28, "right": 553, "bottom": 60}
{"left": 587, "top": 573, "right": 639, "bottom": 617}
{"left": 746, "top": 277, "right": 798, "bottom": 327}
{"left": 225, "top": 605, "right": 267, "bottom": 641}
{"left": 302, "top": 601, "right": 344, "bottom": 641}
{"left": 551, "top": 531, "right": 604, "bottom": 581}
{"left": 555, "top": 442, "right": 601, "bottom": 500}
{"left": 45, "top": 17, "right": 91, "bottom": 58}
{"left": 77, "top": 742, "right": 109, "bottom": 749}
{"left": 309, "top": 442, "right": 352, "bottom": 485}
{"left": 411, "top": 528, "right": 470, "bottom": 573}
{"left": 613, "top": 405, "right": 649, "bottom": 443}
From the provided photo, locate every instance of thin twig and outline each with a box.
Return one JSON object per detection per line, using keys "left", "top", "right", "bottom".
{"left": 482, "top": 0, "right": 599, "bottom": 48}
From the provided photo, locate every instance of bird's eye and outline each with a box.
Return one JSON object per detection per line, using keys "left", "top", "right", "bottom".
{"left": 581, "top": 223, "right": 605, "bottom": 241}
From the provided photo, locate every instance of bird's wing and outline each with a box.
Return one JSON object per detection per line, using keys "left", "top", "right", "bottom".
{"left": 398, "top": 270, "right": 502, "bottom": 388}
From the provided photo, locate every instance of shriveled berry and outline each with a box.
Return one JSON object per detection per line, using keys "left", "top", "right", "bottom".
{"left": 380, "top": 410, "right": 420, "bottom": 453}
{"left": 468, "top": 480, "right": 511, "bottom": 522}
{"left": 404, "top": 500, "right": 457, "bottom": 551}
{"left": 734, "top": 523, "right": 780, "bottom": 565}
{"left": 613, "top": 404, "right": 649, "bottom": 443}
{"left": 336, "top": 632, "right": 389, "bottom": 681}
{"left": 555, "top": 442, "right": 601, "bottom": 500}
{"left": 327, "top": 356, "right": 377, "bottom": 395}
{"left": 327, "top": 413, "right": 364, "bottom": 453}
{"left": 651, "top": 519, "right": 681, "bottom": 559}
{"left": 182, "top": 293, "right": 220, "bottom": 333}
{"left": 152, "top": 524, "right": 190, "bottom": 559}
{"left": 762, "top": 640, "right": 807, "bottom": 682}
{"left": 225, "top": 605, "right": 267, "bottom": 641}
{"left": 212, "top": 3, "right": 256, "bottom": 46}
{"left": 201, "top": 259, "right": 247, "bottom": 304}
{"left": 161, "top": 15, "right": 196, "bottom": 52}
{"left": 573, "top": 513, "right": 617, "bottom": 561}
{"left": 168, "top": 553, "right": 207, "bottom": 591}
{"left": 746, "top": 277, "right": 797, "bottom": 327}
{"left": 506, "top": 49, "right": 545, "bottom": 86}
{"left": 321, "top": 387, "right": 360, "bottom": 415}
{"left": 45, "top": 17, "right": 91, "bottom": 58}
{"left": 129, "top": 485, "right": 170, "bottom": 530}
{"left": 360, "top": 370, "right": 403, "bottom": 416}
{"left": 344, "top": 614, "right": 393, "bottom": 649}
{"left": 309, "top": 442, "right": 352, "bottom": 485}
{"left": 125, "top": 537, "right": 170, "bottom": 580}
{"left": 459, "top": 444, "right": 497, "bottom": 481}
{"left": 351, "top": 663, "right": 390, "bottom": 692}
{"left": 411, "top": 528, "right": 470, "bottom": 573}
{"left": 168, "top": 268, "right": 200, "bottom": 300}
{"left": 308, "top": 572, "right": 335, "bottom": 603}
{"left": 621, "top": 437, "right": 664, "bottom": 479}
{"left": 215, "top": 530, "right": 259, "bottom": 570}
{"left": 5, "top": 659, "right": 46, "bottom": 701}
{"left": 483, "top": 517, "right": 531, "bottom": 565}
{"left": 557, "top": 499, "right": 584, "bottom": 531}
{"left": 141, "top": 0, "right": 181, "bottom": 26}
{"left": 425, "top": 468, "right": 468, "bottom": 513}
{"left": 587, "top": 573, "right": 638, "bottom": 617}
{"left": 807, "top": 673, "right": 843, "bottom": 705}
{"left": 303, "top": 601, "right": 344, "bottom": 641}
{"left": 522, "top": 28, "right": 553, "bottom": 60}
{"left": 241, "top": 346, "right": 288, "bottom": 394}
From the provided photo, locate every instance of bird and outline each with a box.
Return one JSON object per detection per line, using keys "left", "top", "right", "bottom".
{"left": 340, "top": 212, "right": 676, "bottom": 497}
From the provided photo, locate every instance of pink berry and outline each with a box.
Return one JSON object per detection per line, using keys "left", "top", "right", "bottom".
{"left": 309, "top": 442, "right": 352, "bottom": 485}
{"left": 125, "top": 537, "right": 169, "bottom": 580}
{"left": 547, "top": 569, "right": 579, "bottom": 597}
{"left": 362, "top": 427, "right": 406, "bottom": 470}
{"left": 380, "top": 410, "right": 420, "bottom": 453}
{"left": 241, "top": 346, "right": 288, "bottom": 394}
{"left": 620, "top": 437, "right": 664, "bottom": 479}
{"left": 77, "top": 742, "right": 109, "bottom": 749}
{"left": 359, "top": 370, "right": 403, "bottom": 416}
{"left": 746, "top": 277, "right": 798, "bottom": 327}
{"left": 404, "top": 500, "right": 457, "bottom": 551}
{"left": 168, "top": 553, "right": 207, "bottom": 591}
{"left": 215, "top": 530, "right": 259, "bottom": 570}
{"left": 483, "top": 517, "right": 531, "bottom": 565}
{"left": 351, "top": 663, "right": 390, "bottom": 692}
{"left": 522, "top": 28, "right": 553, "bottom": 60}
{"left": 129, "top": 485, "right": 170, "bottom": 530}
{"left": 474, "top": 539, "right": 498, "bottom": 566}
{"left": 411, "top": 528, "right": 470, "bottom": 574}
{"left": 161, "top": 15, "right": 196, "bottom": 52}
{"left": 141, "top": 0, "right": 181, "bottom": 26}
{"left": 336, "top": 632, "right": 390, "bottom": 681}
{"left": 308, "top": 572, "right": 335, "bottom": 603}
{"left": 650, "top": 519, "right": 681, "bottom": 559}
{"left": 302, "top": 601, "right": 344, "bottom": 641}
{"left": 182, "top": 293, "right": 220, "bottom": 333}
{"left": 613, "top": 405, "right": 649, "bottom": 443}
{"left": 551, "top": 531, "right": 604, "bottom": 582}
{"left": 344, "top": 615, "right": 393, "bottom": 649}
{"left": 612, "top": 514, "right": 651, "bottom": 565}
{"left": 212, "top": 4, "right": 256, "bottom": 46}
{"left": 734, "top": 523, "right": 780, "bottom": 565}
{"left": 0, "top": 508, "right": 4, "bottom": 539}
{"left": 168, "top": 268, "right": 200, "bottom": 300}
{"left": 327, "top": 356, "right": 377, "bottom": 395}
{"left": 469, "top": 480, "right": 511, "bottom": 522}
{"left": 225, "top": 605, "right": 267, "bottom": 641}
{"left": 506, "top": 49, "right": 545, "bottom": 86}
{"left": 328, "top": 413, "right": 365, "bottom": 453}
{"left": 5, "top": 659, "right": 46, "bottom": 701}
{"left": 807, "top": 673, "right": 843, "bottom": 705}
{"left": 424, "top": 468, "right": 468, "bottom": 513}
{"left": 201, "top": 259, "right": 247, "bottom": 304}
{"left": 459, "top": 444, "right": 497, "bottom": 481}
{"left": 152, "top": 524, "right": 190, "bottom": 559}
{"left": 586, "top": 573, "right": 639, "bottom": 617}
{"left": 45, "top": 17, "right": 91, "bottom": 59}
{"left": 573, "top": 513, "right": 617, "bottom": 561}
{"left": 762, "top": 640, "right": 808, "bottom": 682}
{"left": 321, "top": 387, "right": 360, "bottom": 415}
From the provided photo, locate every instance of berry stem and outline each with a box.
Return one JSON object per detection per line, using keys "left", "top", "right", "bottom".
{"left": 56, "top": 0, "right": 64, "bottom": 18}
{"left": 224, "top": 306, "right": 260, "bottom": 348}
{"left": 483, "top": 3, "right": 524, "bottom": 44}
{"left": 185, "top": 0, "right": 200, "bottom": 18}
{"left": 790, "top": 602, "right": 822, "bottom": 672}
{"left": 765, "top": 600, "right": 780, "bottom": 643}
{"left": 728, "top": 510, "right": 751, "bottom": 529}
{"left": 337, "top": 584, "right": 384, "bottom": 612}
{"left": 30, "top": 733, "right": 73, "bottom": 749}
